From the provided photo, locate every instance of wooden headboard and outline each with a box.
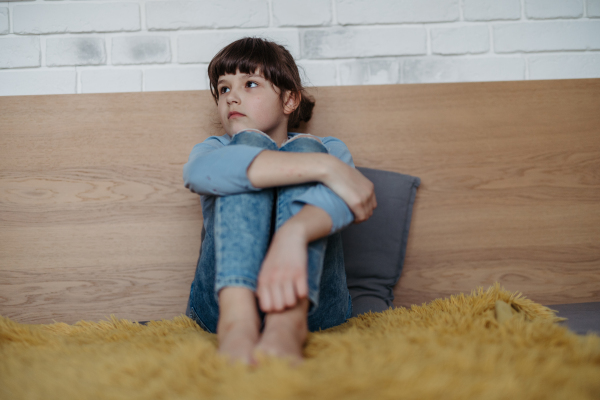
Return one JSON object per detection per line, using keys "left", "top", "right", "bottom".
{"left": 1, "top": 79, "right": 599, "bottom": 324}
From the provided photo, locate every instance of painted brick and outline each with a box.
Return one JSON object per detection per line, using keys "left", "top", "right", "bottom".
{"left": 339, "top": 59, "right": 400, "bottom": 85}
{"left": 112, "top": 36, "right": 171, "bottom": 65}
{"left": 525, "top": 0, "right": 583, "bottom": 19}
{"left": 494, "top": 21, "right": 600, "bottom": 52}
{"left": 46, "top": 37, "right": 106, "bottom": 67}
{"left": 144, "top": 66, "right": 208, "bottom": 91}
{"left": 178, "top": 30, "right": 299, "bottom": 64}
{"left": 529, "top": 53, "right": 600, "bottom": 79}
{"left": 431, "top": 26, "right": 489, "bottom": 55}
{"left": 0, "top": 8, "right": 8, "bottom": 35}
{"left": 81, "top": 69, "right": 142, "bottom": 94}
{"left": 272, "top": 0, "right": 332, "bottom": 27}
{"left": 0, "top": 69, "right": 76, "bottom": 96}
{"left": 13, "top": 3, "right": 140, "bottom": 34}
{"left": 302, "top": 26, "right": 426, "bottom": 59}
{"left": 336, "top": 0, "right": 458, "bottom": 24}
{"left": 297, "top": 61, "right": 337, "bottom": 86}
{"left": 0, "top": 36, "right": 40, "bottom": 69}
{"left": 463, "top": 0, "right": 521, "bottom": 21}
{"left": 588, "top": 0, "right": 600, "bottom": 17}
{"left": 146, "top": 0, "right": 268, "bottom": 30}
{"left": 403, "top": 57, "right": 524, "bottom": 83}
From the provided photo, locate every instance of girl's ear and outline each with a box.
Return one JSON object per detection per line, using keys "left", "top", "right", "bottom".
{"left": 283, "top": 90, "right": 301, "bottom": 115}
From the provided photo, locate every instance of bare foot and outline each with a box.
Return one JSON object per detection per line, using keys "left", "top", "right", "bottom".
{"left": 217, "top": 318, "right": 260, "bottom": 366}
{"left": 217, "top": 287, "right": 261, "bottom": 366}
{"left": 254, "top": 298, "right": 309, "bottom": 365}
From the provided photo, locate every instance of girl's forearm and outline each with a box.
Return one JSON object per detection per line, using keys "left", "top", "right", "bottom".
{"left": 246, "top": 150, "right": 336, "bottom": 189}
{"left": 276, "top": 204, "right": 333, "bottom": 244}
{"left": 247, "top": 149, "right": 377, "bottom": 224}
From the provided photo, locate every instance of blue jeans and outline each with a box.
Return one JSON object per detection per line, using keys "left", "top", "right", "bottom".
{"left": 185, "top": 130, "right": 352, "bottom": 333}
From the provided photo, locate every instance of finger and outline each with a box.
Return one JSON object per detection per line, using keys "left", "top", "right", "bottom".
{"left": 282, "top": 280, "right": 296, "bottom": 308}
{"left": 271, "top": 284, "right": 284, "bottom": 311}
{"left": 352, "top": 201, "right": 366, "bottom": 223}
{"left": 258, "top": 285, "right": 272, "bottom": 312}
{"left": 364, "top": 194, "right": 376, "bottom": 218}
{"left": 367, "top": 196, "right": 376, "bottom": 216}
{"left": 356, "top": 206, "right": 367, "bottom": 223}
{"left": 295, "top": 277, "right": 308, "bottom": 299}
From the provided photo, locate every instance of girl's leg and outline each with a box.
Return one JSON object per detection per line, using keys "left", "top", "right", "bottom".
{"left": 255, "top": 136, "right": 352, "bottom": 360}
{"left": 185, "top": 130, "right": 277, "bottom": 363}
{"left": 278, "top": 136, "right": 352, "bottom": 331}
{"left": 214, "top": 188, "right": 273, "bottom": 363}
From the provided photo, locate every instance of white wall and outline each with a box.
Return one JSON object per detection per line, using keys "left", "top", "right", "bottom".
{"left": 0, "top": 0, "right": 599, "bottom": 96}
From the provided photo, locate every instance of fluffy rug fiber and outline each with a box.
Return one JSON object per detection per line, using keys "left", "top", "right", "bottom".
{"left": 1, "top": 284, "right": 599, "bottom": 400}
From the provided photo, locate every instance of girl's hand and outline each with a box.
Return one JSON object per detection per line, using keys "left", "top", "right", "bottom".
{"left": 256, "top": 224, "right": 309, "bottom": 313}
{"left": 322, "top": 158, "right": 377, "bottom": 223}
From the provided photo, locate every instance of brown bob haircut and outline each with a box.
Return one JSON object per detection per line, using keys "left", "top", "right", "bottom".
{"left": 208, "top": 37, "right": 315, "bottom": 129}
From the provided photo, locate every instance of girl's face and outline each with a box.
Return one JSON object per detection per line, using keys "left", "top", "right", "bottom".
{"left": 216, "top": 69, "right": 293, "bottom": 140}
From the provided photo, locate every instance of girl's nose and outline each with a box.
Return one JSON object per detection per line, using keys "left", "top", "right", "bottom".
{"left": 226, "top": 88, "right": 241, "bottom": 105}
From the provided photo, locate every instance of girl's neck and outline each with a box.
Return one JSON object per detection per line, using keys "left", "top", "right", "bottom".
{"left": 269, "top": 127, "right": 289, "bottom": 147}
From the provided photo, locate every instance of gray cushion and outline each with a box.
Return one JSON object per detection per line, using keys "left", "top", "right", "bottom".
{"left": 342, "top": 167, "right": 421, "bottom": 318}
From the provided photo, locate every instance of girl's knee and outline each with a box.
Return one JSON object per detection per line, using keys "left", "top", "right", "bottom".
{"left": 282, "top": 134, "right": 322, "bottom": 145}
{"left": 230, "top": 129, "right": 278, "bottom": 150}
{"left": 280, "top": 134, "right": 328, "bottom": 154}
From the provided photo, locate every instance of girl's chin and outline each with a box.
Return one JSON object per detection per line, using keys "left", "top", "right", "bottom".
{"left": 230, "top": 125, "right": 258, "bottom": 134}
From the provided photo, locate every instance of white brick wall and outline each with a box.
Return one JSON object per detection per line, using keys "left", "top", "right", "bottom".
{"left": 589, "top": 0, "right": 600, "bottom": 17}
{"left": 146, "top": 1, "right": 269, "bottom": 30}
{"left": 46, "top": 37, "right": 106, "bottom": 67}
{"left": 494, "top": 21, "right": 600, "bottom": 52}
{"left": 301, "top": 26, "right": 427, "bottom": 58}
{"left": 272, "top": 0, "right": 332, "bottom": 27}
{"left": 0, "top": 8, "right": 8, "bottom": 35}
{"left": 0, "top": 0, "right": 599, "bottom": 96}
{"left": 178, "top": 29, "right": 300, "bottom": 63}
{"left": 431, "top": 26, "right": 489, "bottom": 55}
{"left": 525, "top": 0, "right": 583, "bottom": 19}
{"left": 112, "top": 36, "right": 171, "bottom": 65}
{"left": 404, "top": 57, "right": 525, "bottom": 83}
{"left": 463, "top": 0, "right": 521, "bottom": 21}
{"left": 13, "top": 3, "right": 140, "bottom": 34}
{"left": 336, "top": 0, "right": 460, "bottom": 24}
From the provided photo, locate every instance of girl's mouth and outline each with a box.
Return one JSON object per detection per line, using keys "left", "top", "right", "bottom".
{"left": 228, "top": 112, "right": 245, "bottom": 119}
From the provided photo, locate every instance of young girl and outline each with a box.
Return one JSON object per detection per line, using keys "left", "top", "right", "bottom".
{"left": 183, "top": 37, "right": 376, "bottom": 366}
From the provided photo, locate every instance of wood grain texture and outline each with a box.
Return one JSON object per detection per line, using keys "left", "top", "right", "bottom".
{"left": 0, "top": 92, "right": 214, "bottom": 324}
{"left": 298, "top": 80, "right": 600, "bottom": 307}
{"left": 1, "top": 80, "right": 599, "bottom": 323}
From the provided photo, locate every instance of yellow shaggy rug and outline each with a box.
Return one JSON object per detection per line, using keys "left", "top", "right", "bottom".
{"left": 1, "top": 284, "right": 599, "bottom": 400}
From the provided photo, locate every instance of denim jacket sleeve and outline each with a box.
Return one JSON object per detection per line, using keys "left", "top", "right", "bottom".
{"left": 182, "top": 136, "right": 264, "bottom": 196}
{"left": 289, "top": 136, "right": 356, "bottom": 234}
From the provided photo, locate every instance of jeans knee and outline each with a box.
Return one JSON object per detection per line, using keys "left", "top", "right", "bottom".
{"left": 280, "top": 134, "right": 328, "bottom": 154}
{"left": 230, "top": 129, "right": 278, "bottom": 150}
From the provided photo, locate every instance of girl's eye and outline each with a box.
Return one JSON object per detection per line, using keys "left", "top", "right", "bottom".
{"left": 246, "top": 81, "right": 258, "bottom": 88}
{"left": 220, "top": 87, "right": 230, "bottom": 94}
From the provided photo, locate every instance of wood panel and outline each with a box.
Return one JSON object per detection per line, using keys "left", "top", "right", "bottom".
{"left": 1, "top": 79, "right": 599, "bottom": 324}
{"left": 299, "top": 79, "right": 600, "bottom": 307}
{"left": 0, "top": 92, "right": 214, "bottom": 324}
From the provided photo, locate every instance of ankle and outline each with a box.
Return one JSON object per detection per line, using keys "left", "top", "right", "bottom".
{"left": 217, "top": 286, "right": 260, "bottom": 331}
{"left": 217, "top": 316, "right": 260, "bottom": 334}
{"left": 263, "top": 298, "right": 309, "bottom": 335}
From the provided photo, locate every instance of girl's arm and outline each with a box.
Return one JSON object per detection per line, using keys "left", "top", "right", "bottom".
{"left": 183, "top": 137, "right": 265, "bottom": 196}
{"left": 247, "top": 150, "right": 376, "bottom": 224}
{"left": 183, "top": 134, "right": 376, "bottom": 231}
{"left": 256, "top": 204, "right": 332, "bottom": 312}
